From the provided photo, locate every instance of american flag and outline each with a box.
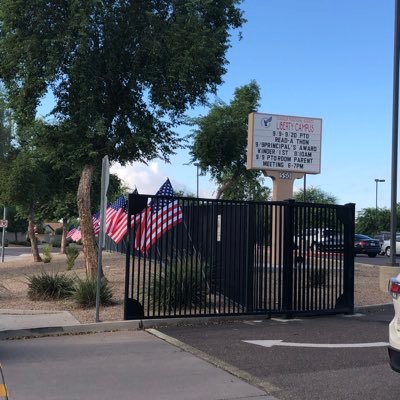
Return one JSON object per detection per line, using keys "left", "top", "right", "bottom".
{"left": 66, "top": 225, "right": 77, "bottom": 239}
{"left": 70, "top": 226, "right": 81, "bottom": 242}
{"left": 105, "top": 195, "right": 127, "bottom": 235}
{"left": 135, "top": 179, "right": 183, "bottom": 253}
{"left": 92, "top": 211, "right": 100, "bottom": 235}
{"left": 109, "top": 190, "right": 142, "bottom": 244}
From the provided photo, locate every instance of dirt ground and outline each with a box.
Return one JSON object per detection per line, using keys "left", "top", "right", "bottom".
{"left": 0, "top": 251, "right": 393, "bottom": 324}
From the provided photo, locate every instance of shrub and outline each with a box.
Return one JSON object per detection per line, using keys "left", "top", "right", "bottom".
{"left": 50, "top": 238, "right": 61, "bottom": 248}
{"left": 42, "top": 244, "right": 52, "bottom": 263}
{"left": 65, "top": 244, "right": 80, "bottom": 270}
{"left": 73, "top": 277, "right": 113, "bottom": 308}
{"left": 152, "top": 257, "right": 208, "bottom": 311}
{"left": 309, "top": 268, "right": 327, "bottom": 288}
{"left": 27, "top": 271, "right": 75, "bottom": 300}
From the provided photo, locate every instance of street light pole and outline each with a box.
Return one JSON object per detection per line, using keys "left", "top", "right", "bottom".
{"left": 375, "top": 179, "right": 385, "bottom": 211}
{"left": 390, "top": 0, "right": 400, "bottom": 266}
{"left": 194, "top": 163, "right": 200, "bottom": 198}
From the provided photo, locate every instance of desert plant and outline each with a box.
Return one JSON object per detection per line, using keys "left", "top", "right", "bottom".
{"left": 50, "top": 238, "right": 61, "bottom": 247}
{"left": 309, "top": 268, "right": 327, "bottom": 288}
{"left": 42, "top": 244, "right": 52, "bottom": 263}
{"left": 151, "top": 257, "right": 208, "bottom": 311}
{"left": 65, "top": 244, "right": 80, "bottom": 270}
{"left": 27, "top": 270, "right": 75, "bottom": 300}
{"left": 73, "top": 277, "right": 113, "bottom": 308}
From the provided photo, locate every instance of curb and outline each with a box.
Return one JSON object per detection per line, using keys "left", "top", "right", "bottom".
{"left": 354, "top": 262, "right": 400, "bottom": 269}
{"left": 146, "top": 328, "right": 281, "bottom": 397}
{"left": 0, "top": 304, "right": 394, "bottom": 341}
{"left": 354, "top": 303, "right": 393, "bottom": 313}
{"left": 0, "top": 314, "right": 272, "bottom": 340}
{"left": 0, "top": 320, "right": 141, "bottom": 340}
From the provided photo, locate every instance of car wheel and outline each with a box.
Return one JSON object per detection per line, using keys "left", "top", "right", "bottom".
{"left": 386, "top": 247, "right": 391, "bottom": 257}
{"left": 367, "top": 253, "right": 377, "bottom": 258}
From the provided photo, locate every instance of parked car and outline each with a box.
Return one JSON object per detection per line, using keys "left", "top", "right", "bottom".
{"left": 295, "top": 228, "right": 341, "bottom": 252}
{"left": 388, "top": 275, "right": 400, "bottom": 372}
{"left": 381, "top": 235, "right": 400, "bottom": 257}
{"left": 354, "top": 234, "right": 381, "bottom": 257}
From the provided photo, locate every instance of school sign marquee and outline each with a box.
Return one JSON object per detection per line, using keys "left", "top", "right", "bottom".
{"left": 247, "top": 113, "right": 322, "bottom": 174}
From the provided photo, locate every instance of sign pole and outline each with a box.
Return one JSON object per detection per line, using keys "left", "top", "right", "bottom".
{"left": 390, "top": 0, "right": 400, "bottom": 267}
{"left": 1, "top": 208, "right": 6, "bottom": 263}
{"left": 95, "top": 156, "right": 110, "bottom": 322}
{"left": 248, "top": 112, "right": 322, "bottom": 266}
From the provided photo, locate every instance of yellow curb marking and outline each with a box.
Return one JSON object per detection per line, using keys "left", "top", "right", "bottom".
{"left": 0, "top": 383, "right": 8, "bottom": 396}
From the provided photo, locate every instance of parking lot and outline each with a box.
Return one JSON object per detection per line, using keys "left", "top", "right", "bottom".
{"left": 355, "top": 253, "right": 399, "bottom": 267}
{"left": 158, "top": 305, "right": 398, "bottom": 400}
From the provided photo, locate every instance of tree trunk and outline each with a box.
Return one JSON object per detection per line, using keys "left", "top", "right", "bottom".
{"left": 28, "top": 213, "right": 42, "bottom": 262}
{"left": 216, "top": 179, "right": 235, "bottom": 199}
{"left": 77, "top": 164, "right": 98, "bottom": 279}
{"left": 60, "top": 218, "right": 67, "bottom": 254}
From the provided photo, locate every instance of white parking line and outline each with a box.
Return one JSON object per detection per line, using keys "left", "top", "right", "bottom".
{"left": 243, "top": 339, "right": 389, "bottom": 348}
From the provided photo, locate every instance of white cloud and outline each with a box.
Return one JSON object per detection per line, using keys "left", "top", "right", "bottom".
{"left": 110, "top": 160, "right": 216, "bottom": 198}
{"left": 110, "top": 161, "right": 166, "bottom": 194}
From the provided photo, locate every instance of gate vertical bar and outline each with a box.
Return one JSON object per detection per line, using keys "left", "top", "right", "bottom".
{"left": 342, "top": 203, "right": 355, "bottom": 312}
{"left": 123, "top": 193, "right": 133, "bottom": 320}
{"left": 283, "top": 200, "right": 295, "bottom": 317}
{"left": 246, "top": 203, "right": 255, "bottom": 313}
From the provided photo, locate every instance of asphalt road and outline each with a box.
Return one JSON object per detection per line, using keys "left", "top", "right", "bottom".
{"left": 0, "top": 244, "right": 60, "bottom": 261}
{"left": 159, "top": 305, "right": 399, "bottom": 400}
{"left": 355, "top": 254, "right": 399, "bottom": 266}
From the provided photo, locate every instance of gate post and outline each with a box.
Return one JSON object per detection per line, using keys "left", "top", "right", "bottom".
{"left": 282, "top": 199, "right": 295, "bottom": 318}
{"left": 342, "top": 203, "right": 355, "bottom": 313}
{"left": 245, "top": 203, "right": 255, "bottom": 313}
{"left": 124, "top": 192, "right": 148, "bottom": 320}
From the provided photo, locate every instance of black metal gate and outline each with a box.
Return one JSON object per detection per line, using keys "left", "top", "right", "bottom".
{"left": 124, "top": 193, "right": 355, "bottom": 320}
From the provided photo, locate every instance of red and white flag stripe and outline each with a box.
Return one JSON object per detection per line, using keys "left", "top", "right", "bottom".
{"left": 136, "top": 201, "right": 182, "bottom": 253}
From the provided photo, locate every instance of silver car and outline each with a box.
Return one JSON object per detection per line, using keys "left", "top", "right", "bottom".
{"left": 381, "top": 235, "right": 400, "bottom": 257}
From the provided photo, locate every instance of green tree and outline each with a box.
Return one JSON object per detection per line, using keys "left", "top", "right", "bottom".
{"left": 294, "top": 186, "right": 337, "bottom": 204}
{"left": 0, "top": 0, "right": 244, "bottom": 277}
{"left": 3, "top": 206, "right": 27, "bottom": 243}
{"left": 0, "top": 86, "right": 12, "bottom": 158}
{"left": 0, "top": 149, "right": 49, "bottom": 261}
{"left": 190, "top": 81, "right": 270, "bottom": 200}
{"left": 355, "top": 207, "right": 391, "bottom": 237}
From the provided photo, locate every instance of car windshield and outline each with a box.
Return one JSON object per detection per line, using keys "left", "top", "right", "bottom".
{"left": 355, "top": 234, "right": 372, "bottom": 240}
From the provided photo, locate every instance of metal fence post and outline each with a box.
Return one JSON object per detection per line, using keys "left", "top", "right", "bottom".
{"left": 342, "top": 203, "right": 355, "bottom": 313}
{"left": 245, "top": 203, "right": 255, "bottom": 313}
{"left": 282, "top": 199, "right": 295, "bottom": 318}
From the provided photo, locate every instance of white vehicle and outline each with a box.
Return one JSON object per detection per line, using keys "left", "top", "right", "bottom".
{"left": 381, "top": 235, "right": 400, "bottom": 257}
{"left": 388, "top": 276, "right": 400, "bottom": 372}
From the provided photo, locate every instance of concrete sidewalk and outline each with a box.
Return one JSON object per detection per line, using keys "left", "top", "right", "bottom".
{"left": 0, "top": 309, "right": 80, "bottom": 331}
{"left": 0, "top": 310, "right": 278, "bottom": 400}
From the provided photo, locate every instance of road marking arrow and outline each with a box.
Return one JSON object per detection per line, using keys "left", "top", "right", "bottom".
{"left": 243, "top": 340, "right": 389, "bottom": 348}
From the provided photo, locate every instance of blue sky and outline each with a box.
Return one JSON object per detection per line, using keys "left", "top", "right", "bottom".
{"left": 38, "top": 0, "right": 396, "bottom": 212}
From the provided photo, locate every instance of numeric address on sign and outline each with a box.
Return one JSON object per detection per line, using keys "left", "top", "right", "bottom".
{"left": 279, "top": 172, "right": 292, "bottom": 180}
